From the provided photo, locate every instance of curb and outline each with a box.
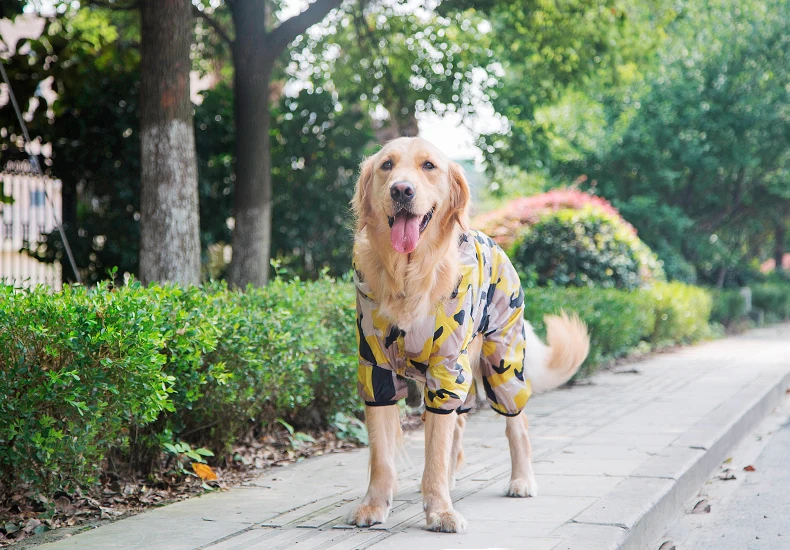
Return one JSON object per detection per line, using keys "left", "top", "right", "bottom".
{"left": 564, "top": 368, "right": 790, "bottom": 550}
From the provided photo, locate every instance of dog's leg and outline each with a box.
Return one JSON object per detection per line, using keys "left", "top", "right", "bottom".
{"left": 504, "top": 411, "right": 538, "bottom": 497}
{"left": 423, "top": 411, "right": 468, "bottom": 532}
{"left": 448, "top": 413, "right": 467, "bottom": 490}
{"left": 349, "top": 405, "right": 400, "bottom": 527}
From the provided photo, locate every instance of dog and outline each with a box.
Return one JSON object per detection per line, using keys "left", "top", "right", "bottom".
{"left": 348, "top": 137, "right": 590, "bottom": 533}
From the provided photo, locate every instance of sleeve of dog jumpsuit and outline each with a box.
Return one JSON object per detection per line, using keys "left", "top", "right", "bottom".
{"left": 423, "top": 292, "right": 475, "bottom": 414}
{"left": 355, "top": 286, "right": 408, "bottom": 407}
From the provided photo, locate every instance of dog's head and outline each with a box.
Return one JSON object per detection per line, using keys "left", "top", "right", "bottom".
{"left": 352, "top": 137, "right": 470, "bottom": 254}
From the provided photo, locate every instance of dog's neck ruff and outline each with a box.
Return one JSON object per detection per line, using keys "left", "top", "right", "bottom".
{"left": 353, "top": 226, "right": 470, "bottom": 328}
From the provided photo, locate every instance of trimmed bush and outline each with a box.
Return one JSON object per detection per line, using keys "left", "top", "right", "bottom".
{"left": 474, "top": 190, "right": 663, "bottom": 289}
{"left": 710, "top": 289, "right": 748, "bottom": 328}
{"left": 0, "top": 275, "right": 717, "bottom": 499}
{"left": 510, "top": 206, "right": 662, "bottom": 289}
{"left": 162, "top": 279, "right": 357, "bottom": 452}
{"left": 0, "top": 278, "right": 357, "bottom": 495}
{"left": 751, "top": 283, "right": 790, "bottom": 321}
{"left": 0, "top": 282, "right": 176, "bottom": 494}
{"left": 524, "top": 282, "right": 714, "bottom": 377}
{"left": 474, "top": 189, "right": 630, "bottom": 249}
{"left": 523, "top": 287, "right": 656, "bottom": 376}
{"left": 648, "top": 282, "right": 713, "bottom": 344}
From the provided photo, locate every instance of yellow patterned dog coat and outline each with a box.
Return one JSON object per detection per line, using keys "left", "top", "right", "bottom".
{"left": 354, "top": 230, "right": 531, "bottom": 416}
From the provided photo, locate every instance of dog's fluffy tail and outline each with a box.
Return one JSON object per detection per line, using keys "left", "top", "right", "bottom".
{"left": 524, "top": 311, "right": 590, "bottom": 394}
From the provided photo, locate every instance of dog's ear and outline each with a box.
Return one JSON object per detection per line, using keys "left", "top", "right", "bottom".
{"left": 448, "top": 161, "right": 471, "bottom": 230}
{"left": 352, "top": 156, "right": 375, "bottom": 231}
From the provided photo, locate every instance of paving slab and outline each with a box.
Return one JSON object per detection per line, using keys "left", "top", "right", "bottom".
{"left": 38, "top": 324, "right": 790, "bottom": 550}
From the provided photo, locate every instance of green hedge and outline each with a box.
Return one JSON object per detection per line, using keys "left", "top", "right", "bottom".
{"left": 524, "top": 281, "right": 712, "bottom": 377}
{"left": 648, "top": 282, "right": 713, "bottom": 344}
{"left": 751, "top": 283, "right": 790, "bottom": 321}
{"left": 523, "top": 288, "right": 656, "bottom": 376}
{"left": 0, "top": 277, "right": 716, "bottom": 497}
{"left": 0, "top": 278, "right": 357, "bottom": 495}
{"left": 0, "top": 283, "right": 174, "bottom": 494}
{"left": 710, "top": 289, "right": 748, "bottom": 328}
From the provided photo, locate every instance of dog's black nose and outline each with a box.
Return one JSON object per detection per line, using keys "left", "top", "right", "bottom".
{"left": 390, "top": 181, "right": 415, "bottom": 203}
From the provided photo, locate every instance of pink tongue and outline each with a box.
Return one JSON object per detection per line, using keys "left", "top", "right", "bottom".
{"left": 390, "top": 214, "right": 421, "bottom": 254}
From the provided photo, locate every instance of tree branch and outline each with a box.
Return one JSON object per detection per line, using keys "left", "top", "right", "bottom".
{"left": 88, "top": 0, "right": 140, "bottom": 10}
{"left": 193, "top": 5, "right": 234, "bottom": 48}
{"left": 268, "top": 0, "right": 345, "bottom": 55}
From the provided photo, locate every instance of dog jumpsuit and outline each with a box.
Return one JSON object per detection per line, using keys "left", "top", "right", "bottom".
{"left": 354, "top": 229, "right": 531, "bottom": 416}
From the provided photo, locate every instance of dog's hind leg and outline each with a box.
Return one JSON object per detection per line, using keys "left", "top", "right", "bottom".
{"left": 504, "top": 410, "right": 538, "bottom": 497}
{"left": 448, "top": 413, "right": 467, "bottom": 490}
{"left": 349, "top": 405, "right": 401, "bottom": 527}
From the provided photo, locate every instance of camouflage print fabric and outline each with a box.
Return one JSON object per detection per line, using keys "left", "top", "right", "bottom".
{"left": 354, "top": 229, "right": 531, "bottom": 416}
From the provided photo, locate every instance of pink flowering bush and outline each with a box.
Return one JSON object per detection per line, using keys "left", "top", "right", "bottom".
{"left": 473, "top": 189, "right": 663, "bottom": 288}
{"left": 474, "top": 189, "right": 637, "bottom": 248}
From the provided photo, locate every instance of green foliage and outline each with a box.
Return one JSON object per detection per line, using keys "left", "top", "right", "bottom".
{"left": 751, "top": 283, "right": 790, "bottom": 321}
{"left": 509, "top": 207, "right": 663, "bottom": 290}
{"left": 648, "top": 282, "right": 714, "bottom": 344}
{"left": 0, "top": 278, "right": 358, "bottom": 494}
{"left": 163, "top": 441, "right": 214, "bottom": 465}
{"left": 442, "top": 0, "right": 675, "bottom": 171}
{"left": 710, "top": 289, "right": 749, "bottom": 328}
{"left": 1, "top": 9, "right": 142, "bottom": 283}
{"left": 565, "top": 0, "right": 790, "bottom": 285}
{"left": 0, "top": 282, "right": 173, "bottom": 494}
{"left": 194, "top": 83, "right": 375, "bottom": 279}
{"left": 524, "top": 281, "right": 715, "bottom": 377}
{"left": 523, "top": 287, "right": 657, "bottom": 376}
{"left": 160, "top": 277, "right": 358, "bottom": 452}
{"left": 330, "top": 412, "right": 369, "bottom": 446}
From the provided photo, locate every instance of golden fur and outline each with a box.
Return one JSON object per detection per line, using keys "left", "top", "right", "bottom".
{"left": 349, "top": 137, "right": 590, "bottom": 533}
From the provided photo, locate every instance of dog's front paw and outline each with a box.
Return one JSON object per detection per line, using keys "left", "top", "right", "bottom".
{"left": 425, "top": 509, "right": 467, "bottom": 533}
{"left": 348, "top": 503, "right": 390, "bottom": 527}
{"left": 506, "top": 475, "right": 538, "bottom": 498}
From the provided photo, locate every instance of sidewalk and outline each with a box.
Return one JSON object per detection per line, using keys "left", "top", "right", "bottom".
{"left": 40, "top": 324, "right": 790, "bottom": 550}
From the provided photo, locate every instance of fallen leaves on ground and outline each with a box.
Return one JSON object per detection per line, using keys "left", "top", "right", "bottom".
{"left": 690, "top": 499, "right": 711, "bottom": 514}
{"left": 191, "top": 463, "right": 218, "bottom": 481}
{"left": 743, "top": 465, "right": 756, "bottom": 472}
{"left": 718, "top": 469, "right": 737, "bottom": 481}
{"left": 0, "top": 412, "right": 423, "bottom": 547}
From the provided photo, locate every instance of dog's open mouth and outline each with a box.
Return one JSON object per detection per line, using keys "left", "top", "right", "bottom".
{"left": 388, "top": 206, "right": 435, "bottom": 254}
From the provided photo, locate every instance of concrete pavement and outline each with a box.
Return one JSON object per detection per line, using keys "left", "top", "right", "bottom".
{"left": 39, "top": 324, "right": 790, "bottom": 550}
{"left": 658, "top": 392, "right": 790, "bottom": 549}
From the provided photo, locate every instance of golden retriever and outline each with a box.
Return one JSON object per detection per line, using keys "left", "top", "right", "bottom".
{"left": 348, "top": 137, "right": 589, "bottom": 533}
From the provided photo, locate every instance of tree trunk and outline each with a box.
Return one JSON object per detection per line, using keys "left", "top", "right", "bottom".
{"left": 60, "top": 179, "right": 78, "bottom": 284}
{"left": 227, "top": 1, "right": 273, "bottom": 288}
{"left": 138, "top": 0, "right": 201, "bottom": 286}
{"left": 776, "top": 222, "right": 786, "bottom": 274}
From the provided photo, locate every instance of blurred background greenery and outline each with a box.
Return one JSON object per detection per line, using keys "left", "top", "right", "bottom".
{"left": 0, "top": 0, "right": 788, "bottom": 287}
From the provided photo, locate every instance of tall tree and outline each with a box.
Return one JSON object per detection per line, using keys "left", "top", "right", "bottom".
{"left": 138, "top": 0, "right": 201, "bottom": 285}
{"left": 215, "top": 0, "right": 345, "bottom": 287}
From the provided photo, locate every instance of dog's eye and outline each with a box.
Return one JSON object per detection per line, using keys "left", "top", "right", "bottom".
{"left": 423, "top": 161, "right": 436, "bottom": 170}
{"left": 381, "top": 160, "right": 393, "bottom": 171}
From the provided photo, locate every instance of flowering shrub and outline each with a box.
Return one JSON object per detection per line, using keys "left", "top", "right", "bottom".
{"left": 474, "top": 189, "right": 663, "bottom": 288}
{"left": 474, "top": 189, "right": 633, "bottom": 248}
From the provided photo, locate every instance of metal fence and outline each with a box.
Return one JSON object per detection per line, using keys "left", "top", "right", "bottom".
{"left": 0, "top": 162, "right": 62, "bottom": 290}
